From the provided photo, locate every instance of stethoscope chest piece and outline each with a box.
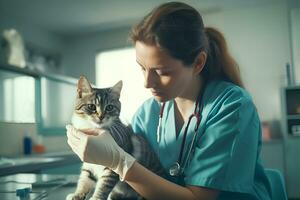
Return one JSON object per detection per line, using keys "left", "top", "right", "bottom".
{"left": 169, "top": 162, "right": 181, "bottom": 177}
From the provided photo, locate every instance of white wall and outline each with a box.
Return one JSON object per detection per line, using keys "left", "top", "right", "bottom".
{"left": 61, "top": 27, "right": 132, "bottom": 83}
{"left": 291, "top": 6, "right": 300, "bottom": 83}
{"left": 204, "top": 2, "right": 291, "bottom": 122}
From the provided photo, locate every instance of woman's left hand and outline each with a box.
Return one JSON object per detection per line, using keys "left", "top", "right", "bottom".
{"left": 66, "top": 124, "right": 136, "bottom": 179}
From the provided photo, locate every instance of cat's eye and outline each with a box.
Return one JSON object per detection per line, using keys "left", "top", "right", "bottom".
{"left": 87, "top": 104, "right": 96, "bottom": 111}
{"left": 105, "top": 105, "right": 114, "bottom": 112}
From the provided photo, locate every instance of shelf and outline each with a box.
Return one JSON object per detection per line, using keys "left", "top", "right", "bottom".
{"left": 288, "top": 132, "right": 300, "bottom": 136}
{"left": 287, "top": 115, "right": 300, "bottom": 119}
{"left": 262, "top": 138, "right": 284, "bottom": 144}
{"left": 0, "top": 62, "right": 41, "bottom": 77}
{"left": 285, "top": 85, "right": 300, "bottom": 90}
{"left": 286, "top": 135, "right": 300, "bottom": 140}
{"left": 0, "top": 151, "right": 80, "bottom": 176}
{"left": 0, "top": 63, "right": 77, "bottom": 84}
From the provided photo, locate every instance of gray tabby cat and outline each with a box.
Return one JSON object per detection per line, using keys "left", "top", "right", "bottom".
{"left": 66, "top": 76, "right": 164, "bottom": 200}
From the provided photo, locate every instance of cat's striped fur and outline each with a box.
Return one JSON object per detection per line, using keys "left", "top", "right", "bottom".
{"left": 66, "top": 76, "right": 164, "bottom": 200}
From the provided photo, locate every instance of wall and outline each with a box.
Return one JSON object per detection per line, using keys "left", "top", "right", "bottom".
{"left": 290, "top": 6, "right": 300, "bottom": 84}
{"left": 61, "top": 27, "right": 132, "bottom": 83}
{"left": 204, "top": 2, "right": 291, "bottom": 122}
{"left": 0, "top": 122, "right": 70, "bottom": 156}
{"left": 0, "top": 123, "right": 36, "bottom": 156}
{"left": 0, "top": 15, "right": 66, "bottom": 74}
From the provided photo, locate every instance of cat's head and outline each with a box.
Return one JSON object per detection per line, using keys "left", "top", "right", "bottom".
{"left": 73, "top": 75, "right": 122, "bottom": 129}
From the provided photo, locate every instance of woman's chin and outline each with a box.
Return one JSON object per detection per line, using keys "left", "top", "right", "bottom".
{"left": 153, "top": 95, "right": 169, "bottom": 103}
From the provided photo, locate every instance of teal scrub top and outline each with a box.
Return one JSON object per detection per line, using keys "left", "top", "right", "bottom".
{"left": 131, "top": 80, "right": 272, "bottom": 200}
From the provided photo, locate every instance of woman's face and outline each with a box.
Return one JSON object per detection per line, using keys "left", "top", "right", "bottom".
{"left": 135, "top": 41, "right": 196, "bottom": 102}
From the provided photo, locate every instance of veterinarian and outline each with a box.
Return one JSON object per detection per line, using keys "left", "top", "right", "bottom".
{"left": 66, "top": 2, "right": 272, "bottom": 200}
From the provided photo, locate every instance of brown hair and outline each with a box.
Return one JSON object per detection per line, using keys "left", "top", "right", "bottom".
{"left": 130, "top": 2, "right": 244, "bottom": 88}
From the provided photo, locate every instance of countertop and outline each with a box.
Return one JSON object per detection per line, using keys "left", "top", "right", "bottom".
{"left": 0, "top": 151, "right": 80, "bottom": 176}
{"left": 0, "top": 173, "right": 78, "bottom": 200}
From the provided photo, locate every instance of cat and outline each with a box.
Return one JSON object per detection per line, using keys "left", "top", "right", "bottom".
{"left": 66, "top": 76, "right": 165, "bottom": 200}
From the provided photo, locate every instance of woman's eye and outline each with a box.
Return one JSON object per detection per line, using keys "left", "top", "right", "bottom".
{"left": 105, "top": 105, "right": 114, "bottom": 112}
{"left": 155, "top": 70, "right": 169, "bottom": 76}
{"left": 87, "top": 104, "right": 96, "bottom": 111}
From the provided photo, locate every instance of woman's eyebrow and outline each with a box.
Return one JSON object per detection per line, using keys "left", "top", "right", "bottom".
{"left": 136, "top": 60, "right": 144, "bottom": 68}
{"left": 136, "top": 60, "right": 171, "bottom": 70}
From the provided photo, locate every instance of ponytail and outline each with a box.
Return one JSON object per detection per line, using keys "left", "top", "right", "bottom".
{"left": 204, "top": 27, "right": 244, "bottom": 88}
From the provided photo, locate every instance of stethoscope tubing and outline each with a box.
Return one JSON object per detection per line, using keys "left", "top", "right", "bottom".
{"left": 157, "top": 84, "right": 205, "bottom": 177}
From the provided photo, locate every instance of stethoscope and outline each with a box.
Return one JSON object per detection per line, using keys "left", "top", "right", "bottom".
{"left": 156, "top": 86, "right": 205, "bottom": 178}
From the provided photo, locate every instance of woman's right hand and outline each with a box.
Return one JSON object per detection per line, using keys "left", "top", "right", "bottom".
{"left": 66, "top": 124, "right": 136, "bottom": 179}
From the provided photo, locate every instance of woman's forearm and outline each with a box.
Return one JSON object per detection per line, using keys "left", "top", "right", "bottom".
{"left": 124, "top": 161, "right": 213, "bottom": 200}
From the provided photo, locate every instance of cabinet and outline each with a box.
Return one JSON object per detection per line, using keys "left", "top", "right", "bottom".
{"left": 285, "top": 138, "right": 300, "bottom": 198}
{"left": 281, "top": 86, "right": 300, "bottom": 137}
{"left": 280, "top": 86, "right": 300, "bottom": 198}
{"left": 261, "top": 140, "right": 285, "bottom": 174}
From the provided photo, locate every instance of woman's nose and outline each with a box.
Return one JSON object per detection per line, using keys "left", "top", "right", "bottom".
{"left": 144, "top": 70, "right": 157, "bottom": 89}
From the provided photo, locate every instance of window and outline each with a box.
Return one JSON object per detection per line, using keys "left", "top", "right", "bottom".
{"left": 39, "top": 77, "right": 76, "bottom": 129}
{"left": 0, "top": 70, "right": 35, "bottom": 123}
{"left": 36, "top": 76, "right": 77, "bottom": 135}
{"left": 0, "top": 68, "right": 78, "bottom": 135}
{"left": 96, "top": 47, "right": 151, "bottom": 123}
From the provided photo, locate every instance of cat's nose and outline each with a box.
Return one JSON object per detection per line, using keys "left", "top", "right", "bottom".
{"left": 99, "top": 115, "right": 105, "bottom": 121}
{"left": 96, "top": 112, "right": 104, "bottom": 120}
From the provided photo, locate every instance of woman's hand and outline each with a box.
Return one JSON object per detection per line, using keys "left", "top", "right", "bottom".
{"left": 66, "top": 124, "right": 136, "bottom": 179}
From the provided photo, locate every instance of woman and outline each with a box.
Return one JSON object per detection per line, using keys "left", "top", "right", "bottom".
{"left": 67, "top": 2, "right": 272, "bottom": 200}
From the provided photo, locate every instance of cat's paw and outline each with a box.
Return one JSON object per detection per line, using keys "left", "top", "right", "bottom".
{"left": 66, "top": 193, "right": 86, "bottom": 200}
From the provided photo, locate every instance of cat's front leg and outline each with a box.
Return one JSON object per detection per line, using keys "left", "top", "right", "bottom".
{"left": 66, "top": 168, "right": 97, "bottom": 200}
{"left": 89, "top": 168, "right": 119, "bottom": 200}
{"left": 66, "top": 193, "right": 87, "bottom": 200}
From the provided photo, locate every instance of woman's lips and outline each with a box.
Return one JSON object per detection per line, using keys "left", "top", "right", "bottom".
{"left": 151, "top": 90, "right": 162, "bottom": 96}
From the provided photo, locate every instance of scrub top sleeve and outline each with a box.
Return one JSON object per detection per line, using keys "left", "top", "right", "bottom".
{"left": 131, "top": 98, "right": 160, "bottom": 138}
{"left": 131, "top": 106, "right": 146, "bottom": 136}
{"left": 185, "top": 90, "right": 260, "bottom": 194}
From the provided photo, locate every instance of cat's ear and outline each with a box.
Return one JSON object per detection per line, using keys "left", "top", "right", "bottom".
{"left": 111, "top": 80, "right": 123, "bottom": 98}
{"left": 77, "top": 76, "right": 93, "bottom": 98}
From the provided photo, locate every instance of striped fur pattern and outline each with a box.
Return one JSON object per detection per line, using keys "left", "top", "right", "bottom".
{"left": 66, "top": 76, "right": 164, "bottom": 200}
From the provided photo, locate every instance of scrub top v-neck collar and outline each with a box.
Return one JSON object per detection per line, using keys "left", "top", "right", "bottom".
{"left": 159, "top": 100, "right": 199, "bottom": 169}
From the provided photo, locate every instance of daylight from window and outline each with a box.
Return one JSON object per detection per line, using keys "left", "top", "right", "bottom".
{"left": 3, "top": 76, "right": 35, "bottom": 122}
{"left": 96, "top": 47, "right": 152, "bottom": 123}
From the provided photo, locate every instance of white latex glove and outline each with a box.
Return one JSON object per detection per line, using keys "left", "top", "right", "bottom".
{"left": 66, "top": 124, "right": 136, "bottom": 180}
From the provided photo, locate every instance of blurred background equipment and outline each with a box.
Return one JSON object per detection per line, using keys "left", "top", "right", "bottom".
{"left": 1, "top": 28, "right": 26, "bottom": 68}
